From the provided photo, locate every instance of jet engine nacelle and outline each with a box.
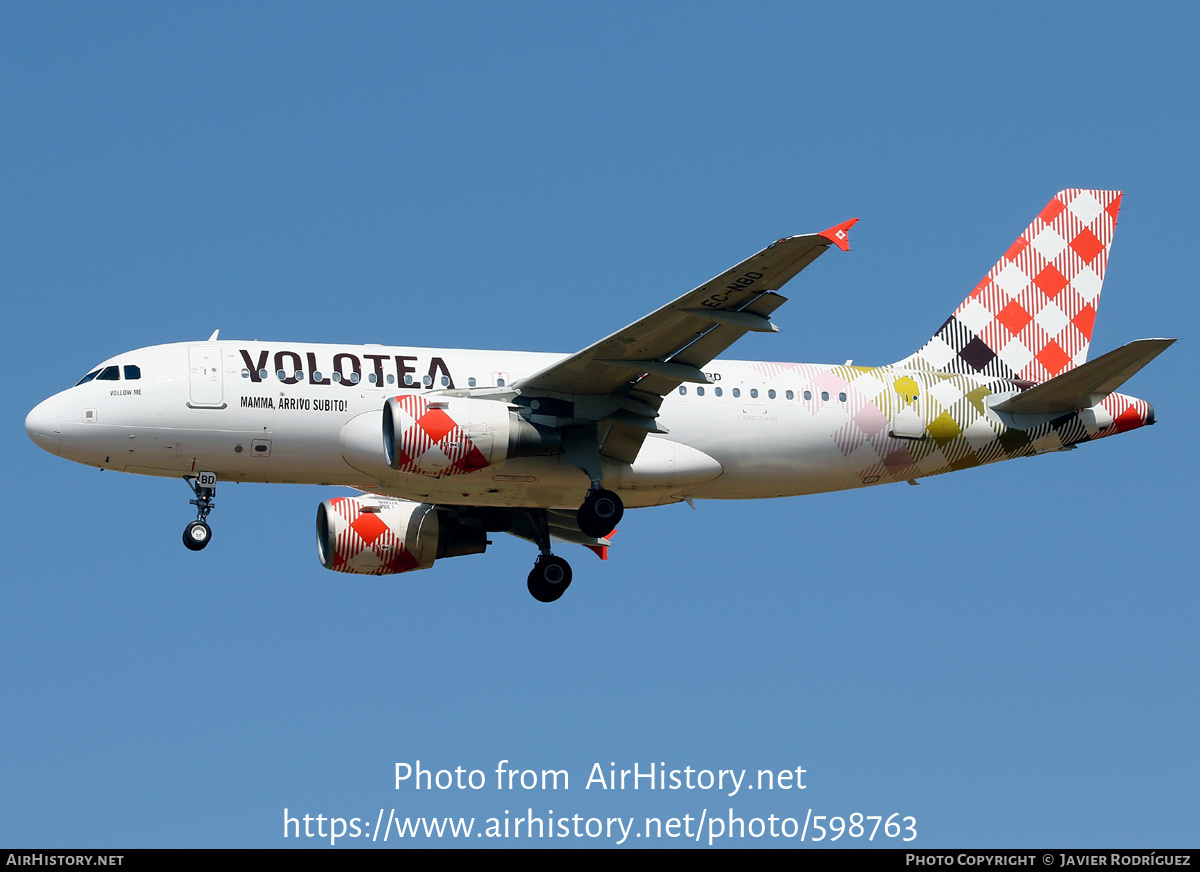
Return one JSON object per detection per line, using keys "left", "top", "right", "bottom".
{"left": 382, "top": 395, "right": 558, "bottom": 476}
{"left": 316, "top": 495, "right": 487, "bottom": 575}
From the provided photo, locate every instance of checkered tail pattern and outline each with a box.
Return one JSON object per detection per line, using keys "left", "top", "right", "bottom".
{"left": 899, "top": 190, "right": 1122, "bottom": 381}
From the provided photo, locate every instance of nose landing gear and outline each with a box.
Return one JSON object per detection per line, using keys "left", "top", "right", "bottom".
{"left": 182, "top": 472, "right": 216, "bottom": 551}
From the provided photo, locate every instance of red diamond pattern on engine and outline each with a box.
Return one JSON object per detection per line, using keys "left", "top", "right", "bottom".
{"left": 325, "top": 496, "right": 421, "bottom": 575}
{"left": 349, "top": 509, "right": 387, "bottom": 546}
{"left": 390, "top": 396, "right": 489, "bottom": 476}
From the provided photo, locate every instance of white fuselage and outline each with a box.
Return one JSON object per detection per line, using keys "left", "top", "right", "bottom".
{"left": 26, "top": 340, "right": 876, "bottom": 509}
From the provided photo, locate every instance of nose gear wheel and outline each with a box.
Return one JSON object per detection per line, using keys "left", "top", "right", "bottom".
{"left": 182, "top": 473, "right": 216, "bottom": 551}
{"left": 183, "top": 520, "right": 212, "bottom": 551}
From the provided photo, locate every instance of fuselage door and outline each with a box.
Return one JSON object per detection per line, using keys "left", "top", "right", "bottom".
{"left": 890, "top": 375, "right": 926, "bottom": 439}
{"left": 188, "top": 345, "right": 225, "bottom": 408}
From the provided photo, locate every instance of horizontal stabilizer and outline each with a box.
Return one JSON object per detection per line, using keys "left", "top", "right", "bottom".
{"left": 992, "top": 338, "right": 1175, "bottom": 415}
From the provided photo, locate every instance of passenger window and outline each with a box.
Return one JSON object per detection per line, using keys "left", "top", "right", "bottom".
{"left": 423, "top": 375, "right": 433, "bottom": 387}
{"left": 386, "top": 374, "right": 395, "bottom": 385}
{"left": 786, "top": 390, "right": 794, "bottom": 400}
{"left": 331, "top": 372, "right": 341, "bottom": 382}
{"left": 732, "top": 388, "right": 740, "bottom": 398}
{"left": 768, "top": 389, "right": 776, "bottom": 399}
{"left": 679, "top": 386, "right": 687, "bottom": 395}
{"left": 123, "top": 365, "right": 141, "bottom": 380}
{"left": 96, "top": 366, "right": 120, "bottom": 381}
{"left": 441, "top": 376, "right": 449, "bottom": 386}
{"left": 697, "top": 387, "right": 705, "bottom": 396}
{"left": 497, "top": 378, "right": 505, "bottom": 387}
{"left": 75, "top": 368, "right": 101, "bottom": 386}
{"left": 241, "top": 369, "right": 250, "bottom": 379}
{"left": 259, "top": 369, "right": 268, "bottom": 380}
{"left": 839, "top": 392, "right": 847, "bottom": 403}
{"left": 821, "top": 391, "right": 829, "bottom": 401}
{"left": 368, "top": 373, "right": 377, "bottom": 384}
{"left": 349, "top": 372, "right": 360, "bottom": 384}
{"left": 469, "top": 377, "right": 477, "bottom": 388}
{"left": 750, "top": 388, "right": 758, "bottom": 398}
{"left": 714, "top": 387, "right": 723, "bottom": 397}
{"left": 804, "top": 390, "right": 812, "bottom": 401}
{"left": 404, "top": 375, "right": 414, "bottom": 386}
{"left": 277, "top": 370, "right": 287, "bottom": 380}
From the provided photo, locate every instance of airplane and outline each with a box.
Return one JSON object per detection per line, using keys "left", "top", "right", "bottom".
{"left": 25, "top": 189, "right": 1173, "bottom": 602}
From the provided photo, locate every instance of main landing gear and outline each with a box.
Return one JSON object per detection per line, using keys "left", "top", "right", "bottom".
{"left": 562, "top": 431, "right": 622, "bottom": 539}
{"left": 182, "top": 472, "right": 216, "bottom": 551}
{"left": 525, "top": 508, "right": 572, "bottom": 603}
{"left": 576, "top": 487, "right": 623, "bottom": 539}
{"left": 523, "top": 487, "right": 621, "bottom": 602}
{"left": 528, "top": 554, "right": 572, "bottom": 603}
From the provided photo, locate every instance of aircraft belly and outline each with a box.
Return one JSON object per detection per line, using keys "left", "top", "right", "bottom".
{"left": 659, "top": 401, "right": 858, "bottom": 499}
{"left": 603, "top": 436, "right": 723, "bottom": 492}
{"left": 375, "top": 455, "right": 587, "bottom": 508}
{"left": 370, "top": 452, "right": 697, "bottom": 510}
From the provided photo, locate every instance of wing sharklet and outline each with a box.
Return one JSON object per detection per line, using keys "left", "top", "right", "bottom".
{"left": 817, "top": 218, "right": 859, "bottom": 252}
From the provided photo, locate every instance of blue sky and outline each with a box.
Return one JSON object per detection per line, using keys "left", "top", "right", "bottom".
{"left": 2, "top": 2, "right": 1196, "bottom": 847}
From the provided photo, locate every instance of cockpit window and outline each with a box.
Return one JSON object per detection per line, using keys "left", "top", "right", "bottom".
{"left": 123, "top": 365, "right": 141, "bottom": 380}
{"left": 75, "top": 368, "right": 102, "bottom": 386}
{"left": 96, "top": 366, "right": 120, "bottom": 381}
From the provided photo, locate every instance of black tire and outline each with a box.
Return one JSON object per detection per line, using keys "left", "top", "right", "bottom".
{"left": 576, "top": 488, "right": 623, "bottom": 539}
{"left": 527, "top": 555, "right": 572, "bottom": 603}
{"left": 183, "top": 520, "right": 212, "bottom": 551}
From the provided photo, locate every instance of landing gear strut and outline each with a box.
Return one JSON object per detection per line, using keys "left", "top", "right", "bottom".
{"left": 525, "top": 508, "right": 572, "bottom": 602}
{"left": 576, "top": 487, "right": 623, "bottom": 539}
{"left": 182, "top": 472, "right": 216, "bottom": 551}
{"left": 562, "top": 429, "right": 623, "bottom": 540}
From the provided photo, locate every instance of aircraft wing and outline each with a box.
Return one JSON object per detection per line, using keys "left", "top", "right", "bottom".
{"left": 516, "top": 220, "right": 856, "bottom": 398}
{"left": 510, "top": 220, "right": 856, "bottom": 462}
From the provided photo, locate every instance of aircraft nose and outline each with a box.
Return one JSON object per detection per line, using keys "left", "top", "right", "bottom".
{"left": 25, "top": 396, "right": 63, "bottom": 456}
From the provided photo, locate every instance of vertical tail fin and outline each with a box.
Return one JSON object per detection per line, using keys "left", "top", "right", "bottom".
{"left": 898, "top": 189, "right": 1122, "bottom": 381}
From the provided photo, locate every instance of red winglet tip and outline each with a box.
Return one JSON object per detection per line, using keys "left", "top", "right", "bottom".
{"left": 818, "top": 217, "right": 858, "bottom": 252}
